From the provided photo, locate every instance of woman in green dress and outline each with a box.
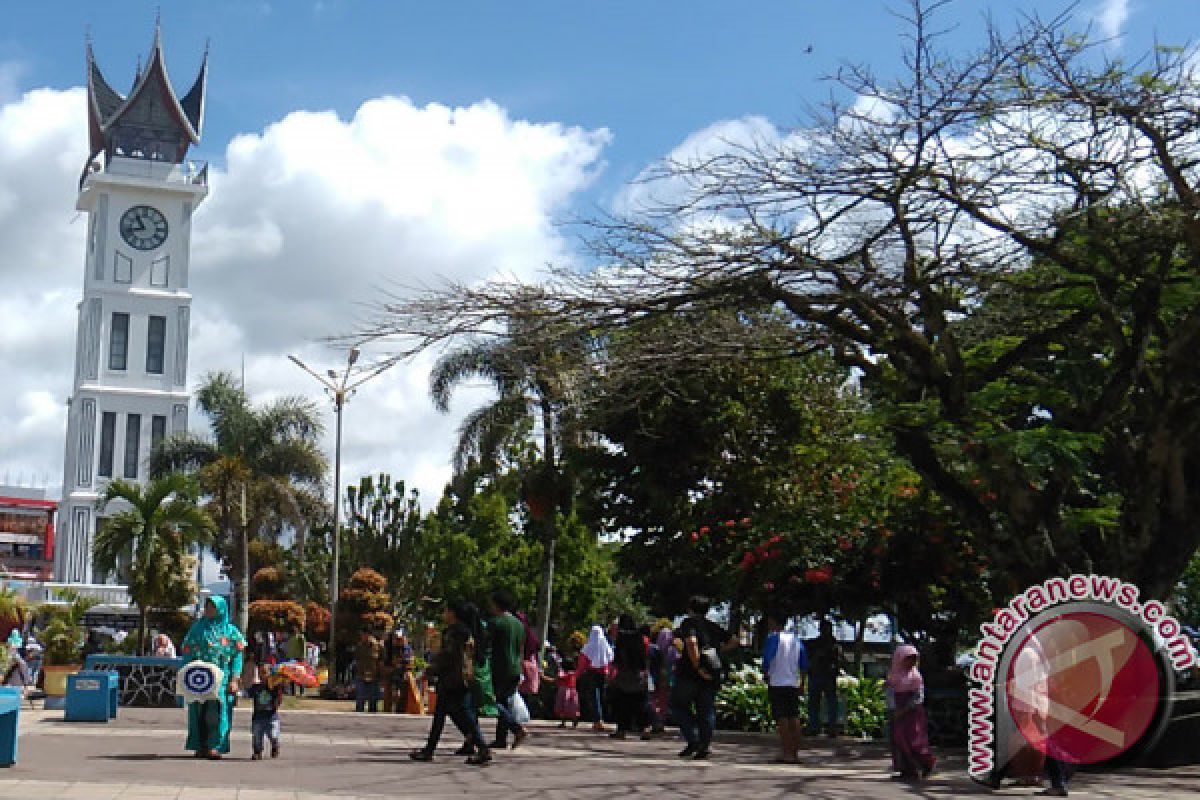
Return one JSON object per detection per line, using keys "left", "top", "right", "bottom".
{"left": 180, "top": 596, "right": 246, "bottom": 759}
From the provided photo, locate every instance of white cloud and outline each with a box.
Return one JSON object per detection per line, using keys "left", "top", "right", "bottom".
{"left": 0, "top": 81, "right": 609, "bottom": 510}
{"left": 1093, "top": 0, "right": 1130, "bottom": 43}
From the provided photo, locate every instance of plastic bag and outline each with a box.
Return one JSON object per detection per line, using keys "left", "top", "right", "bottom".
{"left": 512, "top": 691, "right": 531, "bottom": 725}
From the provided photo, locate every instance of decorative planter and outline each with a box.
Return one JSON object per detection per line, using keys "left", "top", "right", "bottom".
{"left": 42, "top": 664, "right": 79, "bottom": 697}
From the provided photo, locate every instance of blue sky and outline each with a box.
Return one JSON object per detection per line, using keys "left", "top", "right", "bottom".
{"left": 3, "top": 0, "right": 1194, "bottom": 214}
{"left": 0, "top": 0, "right": 1196, "bottom": 506}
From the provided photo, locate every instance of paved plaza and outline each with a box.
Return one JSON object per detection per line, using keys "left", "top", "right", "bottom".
{"left": 0, "top": 707, "right": 1193, "bottom": 798}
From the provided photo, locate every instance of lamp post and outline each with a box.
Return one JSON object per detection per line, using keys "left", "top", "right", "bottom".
{"left": 288, "top": 347, "right": 391, "bottom": 684}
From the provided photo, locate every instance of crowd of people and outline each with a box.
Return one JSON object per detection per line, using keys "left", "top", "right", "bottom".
{"left": 57, "top": 591, "right": 982, "bottom": 790}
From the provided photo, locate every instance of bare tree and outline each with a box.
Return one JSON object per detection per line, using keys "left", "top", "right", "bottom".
{"left": 356, "top": 2, "right": 1200, "bottom": 596}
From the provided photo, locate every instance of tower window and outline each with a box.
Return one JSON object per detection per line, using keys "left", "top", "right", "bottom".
{"left": 151, "top": 415, "right": 167, "bottom": 450}
{"left": 114, "top": 252, "right": 133, "bottom": 283}
{"left": 109, "top": 312, "right": 130, "bottom": 371}
{"left": 146, "top": 315, "right": 166, "bottom": 375}
{"left": 150, "top": 254, "right": 169, "bottom": 287}
{"left": 98, "top": 412, "right": 116, "bottom": 478}
{"left": 124, "top": 413, "right": 141, "bottom": 479}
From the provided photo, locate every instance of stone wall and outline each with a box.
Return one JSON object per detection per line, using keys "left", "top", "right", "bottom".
{"left": 85, "top": 655, "right": 183, "bottom": 708}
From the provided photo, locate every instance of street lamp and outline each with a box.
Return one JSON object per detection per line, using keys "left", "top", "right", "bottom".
{"left": 288, "top": 346, "right": 390, "bottom": 684}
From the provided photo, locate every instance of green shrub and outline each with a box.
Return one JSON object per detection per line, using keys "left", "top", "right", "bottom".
{"left": 716, "top": 676, "right": 775, "bottom": 732}
{"left": 840, "top": 675, "right": 887, "bottom": 738}
{"left": 715, "top": 662, "right": 800, "bottom": 732}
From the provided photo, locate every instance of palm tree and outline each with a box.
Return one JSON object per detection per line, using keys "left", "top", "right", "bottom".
{"left": 149, "top": 372, "right": 326, "bottom": 632}
{"left": 0, "top": 587, "right": 28, "bottom": 643}
{"left": 94, "top": 473, "right": 215, "bottom": 654}
{"left": 430, "top": 312, "right": 587, "bottom": 657}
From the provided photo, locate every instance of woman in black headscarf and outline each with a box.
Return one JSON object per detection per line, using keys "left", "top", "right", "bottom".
{"left": 410, "top": 600, "right": 491, "bottom": 765}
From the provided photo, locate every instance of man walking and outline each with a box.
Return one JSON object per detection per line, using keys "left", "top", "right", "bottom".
{"left": 763, "top": 612, "right": 807, "bottom": 763}
{"left": 488, "top": 589, "right": 530, "bottom": 749}
{"left": 670, "top": 596, "right": 737, "bottom": 760}
{"left": 805, "top": 619, "right": 842, "bottom": 737}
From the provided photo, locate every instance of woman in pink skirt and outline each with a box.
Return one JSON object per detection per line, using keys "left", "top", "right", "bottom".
{"left": 885, "top": 644, "right": 936, "bottom": 781}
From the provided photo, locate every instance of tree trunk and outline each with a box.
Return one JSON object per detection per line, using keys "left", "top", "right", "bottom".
{"left": 536, "top": 521, "right": 555, "bottom": 666}
{"left": 534, "top": 401, "right": 557, "bottom": 666}
{"left": 238, "top": 481, "right": 249, "bottom": 633}
{"left": 852, "top": 613, "right": 867, "bottom": 675}
{"left": 138, "top": 605, "right": 148, "bottom": 656}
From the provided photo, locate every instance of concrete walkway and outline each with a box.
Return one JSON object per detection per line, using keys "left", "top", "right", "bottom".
{"left": 0, "top": 707, "right": 1193, "bottom": 798}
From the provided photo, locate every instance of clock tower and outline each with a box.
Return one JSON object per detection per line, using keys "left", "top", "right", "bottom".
{"left": 58, "top": 30, "right": 209, "bottom": 583}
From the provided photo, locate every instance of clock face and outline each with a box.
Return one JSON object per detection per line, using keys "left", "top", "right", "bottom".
{"left": 119, "top": 205, "right": 169, "bottom": 251}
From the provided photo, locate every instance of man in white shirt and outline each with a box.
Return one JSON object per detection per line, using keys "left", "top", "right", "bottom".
{"left": 763, "top": 612, "right": 808, "bottom": 764}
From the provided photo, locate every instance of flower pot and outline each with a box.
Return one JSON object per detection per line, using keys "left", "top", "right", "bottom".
{"left": 42, "top": 664, "right": 79, "bottom": 697}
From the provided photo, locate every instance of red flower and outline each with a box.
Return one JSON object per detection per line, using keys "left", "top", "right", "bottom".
{"left": 837, "top": 536, "right": 852, "bottom": 551}
{"left": 220, "top": 637, "right": 229, "bottom": 646}
{"left": 740, "top": 517, "right": 752, "bottom": 527}
{"left": 725, "top": 519, "right": 737, "bottom": 528}
{"left": 804, "top": 567, "right": 832, "bottom": 584}
{"left": 690, "top": 532, "right": 699, "bottom": 542}
{"left": 699, "top": 526, "right": 711, "bottom": 535}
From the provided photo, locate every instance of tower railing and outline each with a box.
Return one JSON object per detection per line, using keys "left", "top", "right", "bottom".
{"left": 82, "top": 155, "right": 209, "bottom": 188}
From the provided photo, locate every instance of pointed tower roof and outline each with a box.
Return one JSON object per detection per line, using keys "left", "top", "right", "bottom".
{"left": 84, "top": 27, "right": 207, "bottom": 165}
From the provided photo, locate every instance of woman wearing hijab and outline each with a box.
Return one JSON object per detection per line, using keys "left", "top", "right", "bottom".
{"left": 647, "top": 622, "right": 675, "bottom": 736}
{"left": 885, "top": 643, "right": 935, "bottom": 781}
{"left": 153, "top": 633, "right": 177, "bottom": 659}
{"left": 576, "top": 625, "right": 614, "bottom": 732}
{"left": 608, "top": 614, "right": 650, "bottom": 739}
{"left": 411, "top": 600, "right": 491, "bottom": 765}
{"left": 515, "top": 611, "right": 542, "bottom": 700}
{"left": 180, "top": 596, "right": 246, "bottom": 759}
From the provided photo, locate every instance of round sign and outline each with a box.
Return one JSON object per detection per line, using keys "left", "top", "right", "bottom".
{"left": 177, "top": 661, "right": 224, "bottom": 703}
{"left": 1006, "top": 611, "right": 1160, "bottom": 765}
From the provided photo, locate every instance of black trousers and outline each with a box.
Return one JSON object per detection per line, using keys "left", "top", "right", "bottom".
{"left": 493, "top": 676, "right": 522, "bottom": 745}
{"left": 421, "top": 687, "right": 487, "bottom": 755}
{"left": 612, "top": 688, "right": 647, "bottom": 732}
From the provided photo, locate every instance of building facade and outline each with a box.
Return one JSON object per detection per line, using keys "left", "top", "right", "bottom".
{"left": 0, "top": 487, "right": 56, "bottom": 581}
{"left": 57, "top": 32, "right": 209, "bottom": 583}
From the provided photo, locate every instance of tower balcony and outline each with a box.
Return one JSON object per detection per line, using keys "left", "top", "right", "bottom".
{"left": 78, "top": 154, "right": 209, "bottom": 210}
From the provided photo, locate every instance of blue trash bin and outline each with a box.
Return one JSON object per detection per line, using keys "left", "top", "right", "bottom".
{"left": 0, "top": 687, "right": 21, "bottom": 766}
{"left": 65, "top": 671, "right": 113, "bottom": 722}
{"left": 104, "top": 671, "right": 120, "bottom": 719}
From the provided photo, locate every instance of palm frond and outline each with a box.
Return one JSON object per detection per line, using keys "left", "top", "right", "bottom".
{"left": 430, "top": 339, "right": 525, "bottom": 411}
{"left": 453, "top": 394, "right": 531, "bottom": 473}
{"left": 149, "top": 433, "right": 219, "bottom": 478}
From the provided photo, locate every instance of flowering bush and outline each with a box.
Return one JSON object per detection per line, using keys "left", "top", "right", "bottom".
{"left": 716, "top": 663, "right": 776, "bottom": 732}
{"left": 715, "top": 665, "right": 887, "bottom": 738}
{"left": 248, "top": 600, "right": 306, "bottom": 634}
{"left": 840, "top": 676, "right": 887, "bottom": 739}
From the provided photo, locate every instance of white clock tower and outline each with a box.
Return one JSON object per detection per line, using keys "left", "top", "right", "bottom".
{"left": 58, "top": 31, "right": 209, "bottom": 583}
